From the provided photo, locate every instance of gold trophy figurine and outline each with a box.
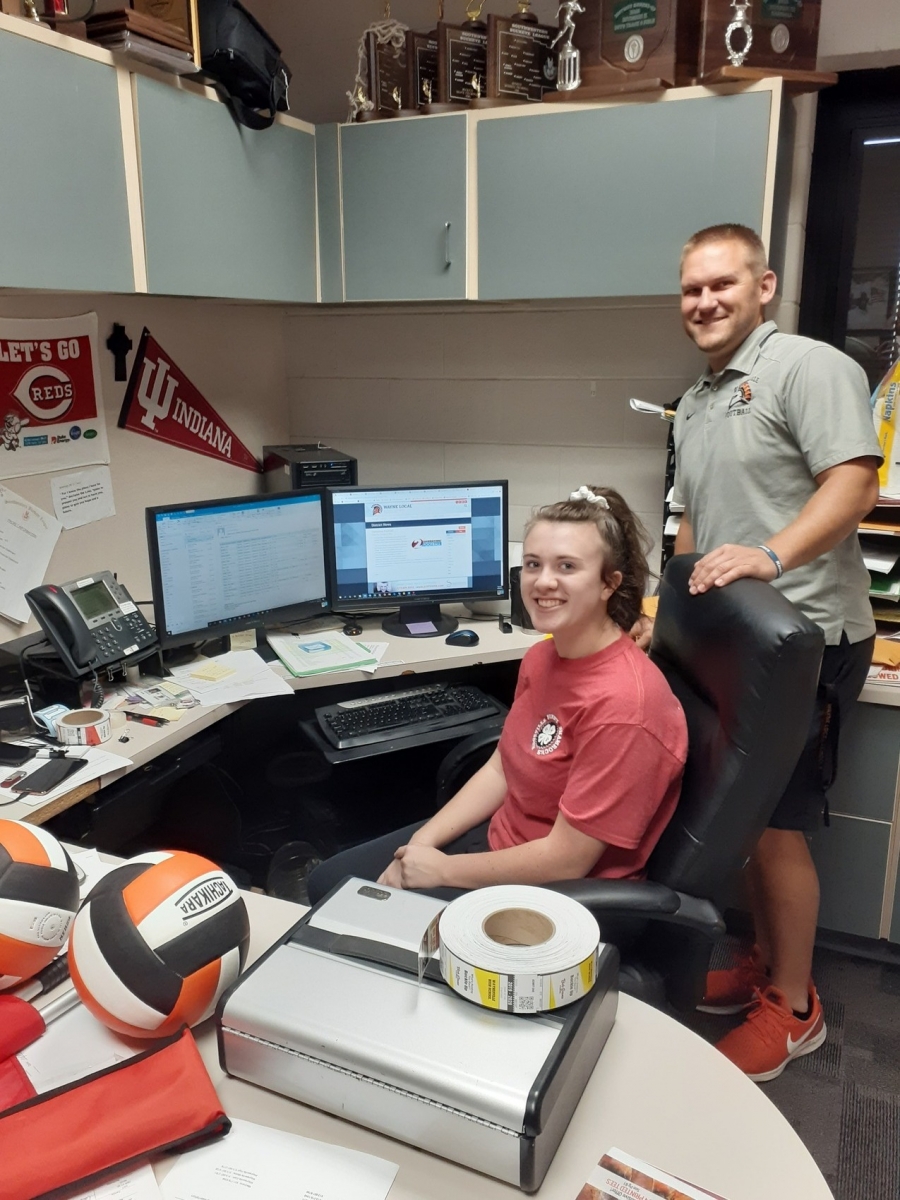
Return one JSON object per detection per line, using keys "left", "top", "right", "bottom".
{"left": 392, "top": 85, "right": 403, "bottom": 109}
{"left": 422, "top": 77, "right": 433, "bottom": 103}
{"left": 471, "top": 72, "right": 482, "bottom": 99}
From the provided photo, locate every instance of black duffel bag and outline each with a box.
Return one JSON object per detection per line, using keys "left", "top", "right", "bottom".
{"left": 198, "top": 0, "right": 291, "bottom": 130}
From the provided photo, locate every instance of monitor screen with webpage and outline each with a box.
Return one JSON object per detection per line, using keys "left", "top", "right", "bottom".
{"left": 327, "top": 480, "right": 508, "bottom": 638}
{"left": 146, "top": 489, "right": 329, "bottom": 650}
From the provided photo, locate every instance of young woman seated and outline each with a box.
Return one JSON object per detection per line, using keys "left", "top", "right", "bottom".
{"left": 306, "top": 486, "right": 688, "bottom": 905}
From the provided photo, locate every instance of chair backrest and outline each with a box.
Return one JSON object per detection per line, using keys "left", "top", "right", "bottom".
{"left": 647, "top": 554, "right": 824, "bottom": 902}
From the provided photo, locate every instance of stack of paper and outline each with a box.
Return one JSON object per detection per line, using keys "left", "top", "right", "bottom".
{"left": 266, "top": 630, "right": 387, "bottom": 677}
{"left": 168, "top": 651, "right": 293, "bottom": 705}
{"left": 160, "top": 1118, "right": 398, "bottom": 1200}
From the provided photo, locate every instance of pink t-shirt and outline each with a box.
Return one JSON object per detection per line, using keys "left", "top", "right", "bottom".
{"left": 488, "top": 634, "right": 688, "bottom": 880}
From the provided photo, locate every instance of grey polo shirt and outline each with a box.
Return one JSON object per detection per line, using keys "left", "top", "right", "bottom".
{"left": 673, "top": 321, "right": 883, "bottom": 645}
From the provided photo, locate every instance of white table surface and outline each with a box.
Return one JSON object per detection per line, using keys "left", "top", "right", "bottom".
{"left": 13, "top": 612, "right": 537, "bottom": 827}
{"left": 168, "top": 890, "right": 835, "bottom": 1200}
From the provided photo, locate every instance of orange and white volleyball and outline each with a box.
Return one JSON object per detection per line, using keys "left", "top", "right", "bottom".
{"left": 69, "top": 850, "right": 249, "bottom": 1038}
{"left": 0, "top": 819, "right": 80, "bottom": 989}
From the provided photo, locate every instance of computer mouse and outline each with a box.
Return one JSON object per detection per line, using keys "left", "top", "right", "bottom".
{"left": 445, "top": 629, "right": 479, "bottom": 647}
{"left": 343, "top": 623, "right": 363, "bottom": 637}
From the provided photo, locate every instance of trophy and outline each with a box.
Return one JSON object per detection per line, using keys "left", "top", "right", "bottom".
{"left": 409, "top": 1, "right": 442, "bottom": 112}
{"left": 725, "top": 1, "right": 753, "bottom": 66}
{"left": 437, "top": 1, "right": 489, "bottom": 106}
{"left": 545, "top": 0, "right": 698, "bottom": 100}
{"left": 551, "top": 1, "right": 583, "bottom": 92}
{"left": 696, "top": 0, "right": 824, "bottom": 80}
{"left": 485, "top": 1, "right": 559, "bottom": 105}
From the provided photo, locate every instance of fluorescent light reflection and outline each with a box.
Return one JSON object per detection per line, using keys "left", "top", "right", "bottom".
{"left": 863, "top": 136, "right": 900, "bottom": 146}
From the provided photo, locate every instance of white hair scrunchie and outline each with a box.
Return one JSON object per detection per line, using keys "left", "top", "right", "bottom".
{"left": 569, "top": 485, "right": 610, "bottom": 510}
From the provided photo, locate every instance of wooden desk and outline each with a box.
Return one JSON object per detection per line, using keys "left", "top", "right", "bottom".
{"left": 12, "top": 614, "right": 538, "bottom": 828}
{"left": 176, "top": 890, "right": 834, "bottom": 1200}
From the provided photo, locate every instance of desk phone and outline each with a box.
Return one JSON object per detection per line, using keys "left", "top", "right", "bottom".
{"left": 26, "top": 571, "right": 156, "bottom": 677}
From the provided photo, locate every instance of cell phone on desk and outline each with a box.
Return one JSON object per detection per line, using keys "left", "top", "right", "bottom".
{"left": 12, "top": 756, "right": 87, "bottom": 796}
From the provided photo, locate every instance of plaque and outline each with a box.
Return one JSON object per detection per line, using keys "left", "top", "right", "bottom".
{"left": 407, "top": 29, "right": 440, "bottom": 108}
{"left": 697, "top": 0, "right": 822, "bottom": 79}
{"left": 365, "top": 29, "right": 409, "bottom": 117}
{"left": 559, "top": 0, "right": 701, "bottom": 95}
{"left": 437, "top": 12, "right": 489, "bottom": 105}
{"left": 486, "top": 5, "right": 559, "bottom": 104}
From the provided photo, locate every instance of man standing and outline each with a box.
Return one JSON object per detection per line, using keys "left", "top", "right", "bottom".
{"left": 672, "top": 224, "right": 882, "bottom": 1082}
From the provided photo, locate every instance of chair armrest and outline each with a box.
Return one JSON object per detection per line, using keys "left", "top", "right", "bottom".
{"left": 545, "top": 879, "right": 725, "bottom": 940}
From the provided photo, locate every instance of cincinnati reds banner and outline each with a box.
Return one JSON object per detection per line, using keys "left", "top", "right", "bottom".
{"left": 0, "top": 313, "right": 110, "bottom": 480}
{"left": 119, "top": 329, "right": 260, "bottom": 472}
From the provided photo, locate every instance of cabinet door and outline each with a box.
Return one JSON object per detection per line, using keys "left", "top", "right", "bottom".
{"left": 811, "top": 814, "right": 890, "bottom": 940}
{"left": 478, "top": 90, "right": 774, "bottom": 300}
{"left": 135, "top": 76, "right": 317, "bottom": 302}
{"left": 341, "top": 115, "right": 468, "bottom": 302}
{"left": 0, "top": 32, "right": 133, "bottom": 292}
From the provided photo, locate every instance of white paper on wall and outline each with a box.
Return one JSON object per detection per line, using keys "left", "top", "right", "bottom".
{"left": 51, "top": 465, "right": 117, "bottom": 530}
{"left": 0, "top": 486, "right": 61, "bottom": 623}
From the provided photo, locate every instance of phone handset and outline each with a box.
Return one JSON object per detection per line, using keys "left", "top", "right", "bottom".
{"left": 26, "top": 572, "right": 157, "bottom": 679}
{"left": 26, "top": 584, "right": 100, "bottom": 675}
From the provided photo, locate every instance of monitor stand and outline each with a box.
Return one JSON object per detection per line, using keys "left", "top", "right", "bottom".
{"left": 382, "top": 603, "right": 458, "bottom": 639}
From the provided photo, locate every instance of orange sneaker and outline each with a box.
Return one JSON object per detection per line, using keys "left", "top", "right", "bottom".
{"left": 715, "top": 983, "right": 826, "bottom": 1082}
{"left": 696, "top": 944, "right": 769, "bottom": 1014}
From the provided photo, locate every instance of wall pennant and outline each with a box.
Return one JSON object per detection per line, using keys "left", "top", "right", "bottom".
{"left": 118, "top": 329, "right": 260, "bottom": 472}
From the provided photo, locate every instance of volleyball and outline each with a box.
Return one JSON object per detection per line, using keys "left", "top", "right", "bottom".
{"left": 0, "top": 819, "right": 80, "bottom": 990}
{"left": 69, "top": 850, "right": 249, "bottom": 1038}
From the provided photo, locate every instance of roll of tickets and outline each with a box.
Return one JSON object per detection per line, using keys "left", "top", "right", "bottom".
{"left": 55, "top": 708, "right": 111, "bottom": 747}
{"left": 435, "top": 885, "right": 600, "bottom": 1014}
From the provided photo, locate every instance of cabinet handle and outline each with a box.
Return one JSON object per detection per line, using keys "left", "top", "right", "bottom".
{"left": 444, "top": 222, "right": 452, "bottom": 269}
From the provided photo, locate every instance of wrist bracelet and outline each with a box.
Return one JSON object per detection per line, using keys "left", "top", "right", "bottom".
{"left": 757, "top": 545, "right": 784, "bottom": 579}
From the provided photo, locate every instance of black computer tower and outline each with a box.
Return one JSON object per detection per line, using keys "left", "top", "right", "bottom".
{"left": 263, "top": 444, "right": 358, "bottom": 491}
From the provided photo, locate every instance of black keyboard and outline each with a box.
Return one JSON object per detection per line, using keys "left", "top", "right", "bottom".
{"left": 315, "top": 683, "right": 503, "bottom": 750}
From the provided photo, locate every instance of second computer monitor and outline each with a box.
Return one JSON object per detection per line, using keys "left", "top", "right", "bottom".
{"left": 327, "top": 481, "right": 508, "bottom": 638}
{"left": 146, "top": 489, "right": 329, "bottom": 650}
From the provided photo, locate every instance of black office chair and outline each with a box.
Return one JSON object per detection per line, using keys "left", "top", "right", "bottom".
{"left": 434, "top": 554, "right": 825, "bottom": 1013}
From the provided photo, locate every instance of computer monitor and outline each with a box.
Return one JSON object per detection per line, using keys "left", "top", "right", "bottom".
{"left": 327, "top": 480, "right": 508, "bottom": 638}
{"left": 146, "top": 489, "right": 329, "bottom": 650}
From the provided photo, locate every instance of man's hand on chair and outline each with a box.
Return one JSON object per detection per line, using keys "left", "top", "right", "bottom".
{"left": 688, "top": 545, "right": 779, "bottom": 594}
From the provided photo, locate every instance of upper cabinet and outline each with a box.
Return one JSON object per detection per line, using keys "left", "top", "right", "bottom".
{"left": 339, "top": 115, "right": 469, "bottom": 303}
{"left": 134, "top": 75, "right": 317, "bottom": 303}
{"left": 477, "top": 89, "right": 775, "bottom": 301}
{"left": 0, "top": 17, "right": 782, "bottom": 308}
{"left": 330, "top": 80, "right": 781, "bottom": 304}
{"left": 0, "top": 29, "right": 134, "bottom": 293}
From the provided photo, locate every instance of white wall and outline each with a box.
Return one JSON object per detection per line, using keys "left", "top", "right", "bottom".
{"left": 818, "top": 0, "right": 900, "bottom": 70}
{"left": 285, "top": 298, "right": 711, "bottom": 571}
{"left": 0, "top": 293, "right": 288, "bottom": 643}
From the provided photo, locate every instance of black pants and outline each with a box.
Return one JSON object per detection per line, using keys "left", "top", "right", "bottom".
{"left": 306, "top": 819, "right": 492, "bottom": 906}
{"left": 769, "top": 633, "right": 874, "bottom": 832}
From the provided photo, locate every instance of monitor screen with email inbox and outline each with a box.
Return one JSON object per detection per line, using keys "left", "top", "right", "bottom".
{"left": 146, "top": 490, "right": 329, "bottom": 649}
{"left": 327, "top": 481, "right": 508, "bottom": 638}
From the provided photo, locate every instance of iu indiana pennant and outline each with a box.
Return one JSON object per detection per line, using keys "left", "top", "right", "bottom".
{"left": 118, "top": 329, "right": 260, "bottom": 472}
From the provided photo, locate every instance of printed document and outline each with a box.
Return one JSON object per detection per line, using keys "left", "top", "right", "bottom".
{"left": 160, "top": 1118, "right": 398, "bottom": 1200}
{"left": 0, "top": 486, "right": 61, "bottom": 623}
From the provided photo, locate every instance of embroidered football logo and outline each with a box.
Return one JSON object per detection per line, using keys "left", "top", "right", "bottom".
{"left": 532, "top": 715, "right": 563, "bottom": 755}
{"left": 728, "top": 382, "right": 753, "bottom": 410}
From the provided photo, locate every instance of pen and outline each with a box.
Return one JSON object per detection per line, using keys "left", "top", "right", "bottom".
{"left": 123, "top": 711, "right": 169, "bottom": 727}
{"left": 11, "top": 954, "right": 70, "bottom": 1002}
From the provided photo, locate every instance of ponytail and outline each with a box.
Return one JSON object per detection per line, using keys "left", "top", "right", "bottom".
{"left": 524, "top": 485, "right": 653, "bottom": 631}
